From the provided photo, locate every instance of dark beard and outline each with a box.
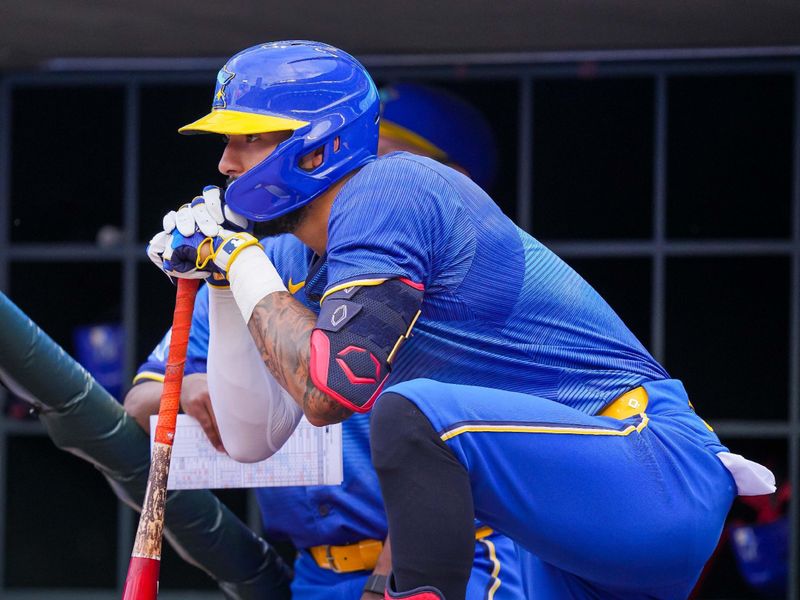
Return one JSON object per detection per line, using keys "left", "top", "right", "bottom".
{"left": 226, "top": 175, "right": 309, "bottom": 238}
{"left": 252, "top": 204, "right": 310, "bottom": 238}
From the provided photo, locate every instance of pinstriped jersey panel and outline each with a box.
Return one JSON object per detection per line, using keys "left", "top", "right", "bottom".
{"left": 325, "top": 152, "right": 668, "bottom": 415}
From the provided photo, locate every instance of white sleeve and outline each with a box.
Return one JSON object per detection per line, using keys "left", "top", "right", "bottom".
{"left": 207, "top": 286, "right": 303, "bottom": 463}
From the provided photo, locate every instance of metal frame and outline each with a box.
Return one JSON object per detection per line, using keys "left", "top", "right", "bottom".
{"left": 0, "top": 53, "right": 798, "bottom": 599}
{"left": 788, "top": 67, "right": 800, "bottom": 600}
{"left": 116, "top": 81, "right": 141, "bottom": 591}
{"left": 0, "top": 74, "right": 11, "bottom": 593}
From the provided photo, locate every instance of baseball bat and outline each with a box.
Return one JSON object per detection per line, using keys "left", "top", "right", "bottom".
{"left": 122, "top": 277, "right": 200, "bottom": 600}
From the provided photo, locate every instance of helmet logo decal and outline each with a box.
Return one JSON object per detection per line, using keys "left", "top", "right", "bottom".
{"left": 213, "top": 66, "right": 236, "bottom": 110}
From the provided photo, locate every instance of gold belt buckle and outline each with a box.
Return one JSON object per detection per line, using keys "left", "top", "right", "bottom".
{"left": 324, "top": 545, "right": 343, "bottom": 573}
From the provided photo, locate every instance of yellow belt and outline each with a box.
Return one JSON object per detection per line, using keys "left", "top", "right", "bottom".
{"left": 598, "top": 386, "right": 648, "bottom": 419}
{"left": 309, "top": 526, "right": 494, "bottom": 573}
{"left": 309, "top": 390, "right": 652, "bottom": 574}
{"left": 600, "top": 385, "right": 714, "bottom": 432}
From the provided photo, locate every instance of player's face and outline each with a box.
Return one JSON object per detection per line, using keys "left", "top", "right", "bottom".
{"left": 218, "top": 131, "right": 292, "bottom": 179}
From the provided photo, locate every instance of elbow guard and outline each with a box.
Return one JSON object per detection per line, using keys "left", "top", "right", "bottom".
{"left": 309, "top": 278, "right": 423, "bottom": 412}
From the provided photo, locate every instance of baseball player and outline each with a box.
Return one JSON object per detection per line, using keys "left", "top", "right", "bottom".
{"left": 147, "top": 41, "right": 776, "bottom": 600}
{"left": 130, "top": 83, "right": 526, "bottom": 598}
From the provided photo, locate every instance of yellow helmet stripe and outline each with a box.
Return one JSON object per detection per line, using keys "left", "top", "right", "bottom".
{"left": 179, "top": 109, "right": 309, "bottom": 135}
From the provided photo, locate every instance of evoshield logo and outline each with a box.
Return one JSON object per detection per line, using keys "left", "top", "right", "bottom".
{"left": 332, "top": 304, "right": 348, "bottom": 327}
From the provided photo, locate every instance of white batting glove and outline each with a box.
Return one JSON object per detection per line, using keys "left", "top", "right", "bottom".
{"left": 146, "top": 186, "right": 287, "bottom": 320}
{"left": 190, "top": 185, "right": 250, "bottom": 237}
{"left": 147, "top": 186, "right": 251, "bottom": 286}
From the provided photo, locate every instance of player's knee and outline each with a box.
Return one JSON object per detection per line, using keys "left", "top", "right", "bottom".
{"left": 370, "top": 391, "right": 440, "bottom": 474}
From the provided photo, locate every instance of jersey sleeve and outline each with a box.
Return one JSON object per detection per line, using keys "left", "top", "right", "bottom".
{"left": 133, "top": 331, "right": 171, "bottom": 384}
{"left": 324, "top": 157, "right": 450, "bottom": 295}
{"left": 132, "top": 284, "right": 210, "bottom": 384}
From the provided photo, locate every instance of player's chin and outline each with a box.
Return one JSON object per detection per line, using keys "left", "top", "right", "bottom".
{"left": 252, "top": 204, "right": 310, "bottom": 238}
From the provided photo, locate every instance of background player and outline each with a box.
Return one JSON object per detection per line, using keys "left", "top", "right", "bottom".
{"left": 128, "top": 82, "right": 526, "bottom": 598}
{"left": 149, "top": 41, "right": 775, "bottom": 600}
{"left": 377, "top": 82, "right": 497, "bottom": 192}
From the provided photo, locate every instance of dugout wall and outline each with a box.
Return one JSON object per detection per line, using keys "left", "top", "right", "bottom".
{"left": 0, "top": 49, "right": 797, "bottom": 598}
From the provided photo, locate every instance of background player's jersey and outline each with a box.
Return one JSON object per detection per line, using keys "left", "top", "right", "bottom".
{"left": 320, "top": 152, "right": 669, "bottom": 415}
{"left": 135, "top": 234, "right": 387, "bottom": 547}
{"left": 135, "top": 284, "right": 211, "bottom": 384}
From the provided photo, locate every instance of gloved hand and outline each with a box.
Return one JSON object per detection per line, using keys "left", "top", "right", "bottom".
{"left": 147, "top": 186, "right": 254, "bottom": 286}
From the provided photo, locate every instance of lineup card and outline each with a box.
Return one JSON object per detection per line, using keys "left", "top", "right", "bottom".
{"left": 150, "top": 414, "right": 343, "bottom": 489}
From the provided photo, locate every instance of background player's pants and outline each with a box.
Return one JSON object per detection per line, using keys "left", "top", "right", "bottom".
{"left": 290, "top": 532, "right": 527, "bottom": 599}
{"left": 371, "top": 378, "right": 736, "bottom": 600}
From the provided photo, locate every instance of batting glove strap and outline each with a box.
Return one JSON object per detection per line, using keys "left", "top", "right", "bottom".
{"left": 204, "top": 232, "right": 262, "bottom": 275}
{"left": 217, "top": 236, "right": 288, "bottom": 323}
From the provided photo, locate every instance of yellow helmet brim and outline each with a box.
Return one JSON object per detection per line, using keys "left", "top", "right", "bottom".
{"left": 179, "top": 109, "right": 310, "bottom": 135}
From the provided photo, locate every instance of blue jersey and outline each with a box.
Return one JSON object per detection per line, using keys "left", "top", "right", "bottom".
{"left": 318, "top": 152, "right": 668, "bottom": 415}
{"left": 323, "top": 153, "right": 731, "bottom": 599}
{"left": 136, "top": 152, "right": 668, "bottom": 546}
{"left": 135, "top": 234, "right": 387, "bottom": 548}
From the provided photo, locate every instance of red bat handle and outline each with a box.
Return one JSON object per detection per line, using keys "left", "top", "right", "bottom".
{"left": 154, "top": 277, "right": 198, "bottom": 446}
{"left": 122, "top": 278, "right": 200, "bottom": 600}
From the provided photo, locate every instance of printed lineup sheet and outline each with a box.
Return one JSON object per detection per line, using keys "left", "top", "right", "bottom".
{"left": 150, "top": 414, "right": 343, "bottom": 489}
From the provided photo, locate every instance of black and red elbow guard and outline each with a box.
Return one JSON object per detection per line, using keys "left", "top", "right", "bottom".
{"left": 309, "top": 278, "right": 423, "bottom": 412}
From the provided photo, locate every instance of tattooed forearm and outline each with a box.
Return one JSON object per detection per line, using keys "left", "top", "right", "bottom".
{"left": 248, "top": 292, "right": 352, "bottom": 425}
{"left": 248, "top": 292, "right": 311, "bottom": 392}
{"left": 302, "top": 378, "right": 353, "bottom": 426}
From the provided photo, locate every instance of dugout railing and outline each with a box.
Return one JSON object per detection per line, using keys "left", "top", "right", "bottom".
{"left": 0, "top": 48, "right": 797, "bottom": 598}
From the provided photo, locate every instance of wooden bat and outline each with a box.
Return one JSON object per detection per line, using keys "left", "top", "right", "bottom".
{"left": 122, "top": 278, "right": 200, "bottom": 599}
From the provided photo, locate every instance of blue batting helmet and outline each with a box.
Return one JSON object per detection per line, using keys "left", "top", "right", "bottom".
{"left": 379, "top": 82, "right": 498, "bottom": 190}
{"left": 180, "top": 41, "right": 380, "bottom": 222}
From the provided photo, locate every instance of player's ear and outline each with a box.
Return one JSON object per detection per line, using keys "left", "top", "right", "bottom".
{"left": 299, "top": 146, "right": 325, "bottom": 171}
{"left": 300, "top": 136, "right": 341, "bottom": 171}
